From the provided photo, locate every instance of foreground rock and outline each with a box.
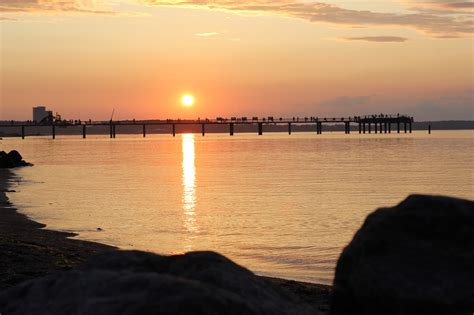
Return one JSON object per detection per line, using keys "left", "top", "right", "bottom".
{"left": 332, "top": 195, "right": 474, "bottom": 315}
{"left": 0, "top": 150, "right": 32, "bottom": 168}
{"left": 0, "top": 251, "right": 320, "bottom": 315}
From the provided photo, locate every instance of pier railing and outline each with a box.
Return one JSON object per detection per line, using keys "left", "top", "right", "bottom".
{"left": 0, "top": 114, "right": 414, "bottom": 139}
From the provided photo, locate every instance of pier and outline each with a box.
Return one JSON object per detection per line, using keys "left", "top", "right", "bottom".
{"left": 0, "top": 115, "right": 414, "bottom": 139}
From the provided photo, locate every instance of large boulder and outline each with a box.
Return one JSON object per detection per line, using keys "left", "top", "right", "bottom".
{"left": 332, "top": 195, "right": 474, "bottom": 315}
{"left": 0, "top": 150, "right": 32, "bottom": 168}
{"left": 0, "top": 251, "right": 318, "bottom": 315}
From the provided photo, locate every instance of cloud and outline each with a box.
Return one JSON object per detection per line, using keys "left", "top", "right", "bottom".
{"left": 342, "top": 36, "right": 408, "bottom": 42}
{"left": 402, "top": 0, "right": 474, "bottom": 14}
{"left": 0, "top": 0, "right": 116, "bottom": 15}
{"left": 404, "top": 0, "right": 474, "bottom": 9}
{"left": 409, "top": 88, "right": 474, "bottom": 120}
{"left": 443, "top": 2, "right": 474, "bottom": 9}
{"left": 139, "top": 1, "right": 473, "bottom": 38}
{"left": 0, "top": 16, "right": 18, "bottom": 21}
{"left": 195, "top": 32, "right": 220, "bottom": 36}
{"left": 2, "top": 1, "right": 472, "bottom": 38}
{"left": 318, "top": 90, "right": 474, "bottom": 120}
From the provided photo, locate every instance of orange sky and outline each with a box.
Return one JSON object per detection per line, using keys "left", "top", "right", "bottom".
{"left": 1, "top": 1, "right": 473, "bottom": 120}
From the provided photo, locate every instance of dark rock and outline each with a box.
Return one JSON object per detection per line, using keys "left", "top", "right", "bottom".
{"left": 0, "top": 150, "right": 32, "bottom": 168}
{"left": 0, "top": 151, "right": 7, "bottom": 168}
{"left": 0, "top": 251, "right": 319, "bottom": 315}
{"left": 332, "top": 195, "right": 474, "bottom": 315}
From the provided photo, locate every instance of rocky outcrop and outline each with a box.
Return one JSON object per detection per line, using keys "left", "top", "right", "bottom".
{"left": 0, "top": 251, "right": 319, "bottom": 315}
{"left": 332, "top": 195, "right": 474, "bottom": 315}
{"left": 0, "top": 150, "right": 32, "bottom": 168}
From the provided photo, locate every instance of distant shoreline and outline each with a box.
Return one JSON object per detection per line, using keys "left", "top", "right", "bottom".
{"left": 0, "top": 168, "right": 332, "bottom": 312}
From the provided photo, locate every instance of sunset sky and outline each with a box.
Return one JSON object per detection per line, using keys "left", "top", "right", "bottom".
{"left": 1, "top": 0, "right": 473, "bottom": 121}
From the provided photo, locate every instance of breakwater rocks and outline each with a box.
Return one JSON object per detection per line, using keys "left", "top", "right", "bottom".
{"left": 0, "top": 251, "right": 320, "bottom": 315}
{"left": 0, "top": 150, "right": 32, "bottom": 168}
{"left": 332, "top": 195, "right": 474, "bottom": 315}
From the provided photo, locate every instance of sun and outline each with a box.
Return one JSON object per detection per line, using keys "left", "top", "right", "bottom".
{"left": 181, "top": 94, "right": 194, "bottom": 107}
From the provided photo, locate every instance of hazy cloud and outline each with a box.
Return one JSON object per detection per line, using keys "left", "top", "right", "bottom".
{"left": 195, "top": 32, "right": 220, "bottom": 36}
{"left": 404, "top": 0, "right": 474, "bottom": 9}
{"left": 342, "top": 36, "right": 408, "bottom": 42}
{"left": 142, "top": 0, "right": 473, "bottom": 38}
{"left": 0, "top": 0, "right": 116, "bottom": 15}
{"left": 403, "top": 0, "right": 474, "bottom": 14}
{"left": 318, "top": 90, "right": 473, "bottom": 120}
{"left": 0, "top": 16, "right": 18, "bottom": 21}
{"left": 410, "top": 88, "right": 474, "bottom": 120}
{"left": 1, "top": 1, "right": 472, "bottom": 38}
{"left": 443, "top": 2, "right": 474, "bottom": 9}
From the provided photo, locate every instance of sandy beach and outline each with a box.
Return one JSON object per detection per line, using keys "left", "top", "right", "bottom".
{"left": 0, "top": 168, "right": 331, "bottom": 312}
{"left": 0, "top": 168, "right": 114, "bottom": 289}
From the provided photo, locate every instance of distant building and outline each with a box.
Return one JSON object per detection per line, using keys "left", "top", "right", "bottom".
{"left": 33, "top": 106, "right": 52, "bottom": 123}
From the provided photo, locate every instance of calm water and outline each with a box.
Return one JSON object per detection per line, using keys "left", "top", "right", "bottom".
{"left": 2, "top": 131, "right": 473, "bottom": 285}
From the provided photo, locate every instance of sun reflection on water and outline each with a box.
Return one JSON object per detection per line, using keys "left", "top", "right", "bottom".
{"left": 182, "top": 134, "right": 198, "bottom": 249}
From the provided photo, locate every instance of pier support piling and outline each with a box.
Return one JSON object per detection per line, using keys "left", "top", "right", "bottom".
{"left": 316, "top": 122, "right": 322, "bottom": 134}
{"left": 429, "top": 124, "right": 431, "bottom": 134}
{"left": 3, "top": 116, "right": 418, "bottom": 139}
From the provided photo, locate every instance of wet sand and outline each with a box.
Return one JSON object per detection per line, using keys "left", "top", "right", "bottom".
{"left": 0, "top": 168, "right": 331, "bottom": 312}
{"left": 0, "top": 169, "right": 114, "bottom": 289}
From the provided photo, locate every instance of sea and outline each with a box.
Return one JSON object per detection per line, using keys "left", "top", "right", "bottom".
{"left": 2, "top": 130, "right": 473, "bottom": 285}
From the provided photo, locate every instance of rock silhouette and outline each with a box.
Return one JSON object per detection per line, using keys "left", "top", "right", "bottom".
{"left": 332, "top": 195, "right": 474, "bottom": 315}
{"left": 1, "top": 194, "right": 472, "bottom": 314}
{"left": 0, "top": 150, "right": 32, "bottom": 168}
{"left": 0, "top": 251, "right": 319, "bottom": 315}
